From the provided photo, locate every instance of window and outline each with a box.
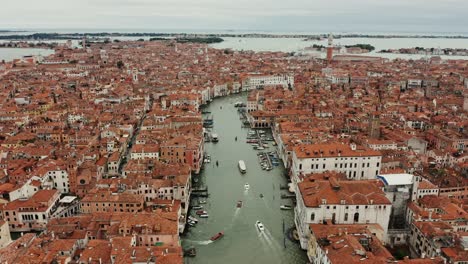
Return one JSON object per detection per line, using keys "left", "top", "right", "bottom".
{"left": 311, "top": 213, "right": 315, "bottom": 221}
{"left": 344, "top": 213, "right": 348, "bottom": 221}
{"left": 299, "top": 164, "right": 302, "bottom": 170}
{"left": 354, "top": 213, "right": 359, "bottom": 222}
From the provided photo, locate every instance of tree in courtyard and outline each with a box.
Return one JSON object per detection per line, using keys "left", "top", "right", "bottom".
{"left": 117, "top": 61, "right": 124, "bottom": 69}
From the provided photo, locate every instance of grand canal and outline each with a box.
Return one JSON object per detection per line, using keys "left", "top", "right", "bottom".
{"left": 182, "top": 93, "right": 307, "bottom": 263}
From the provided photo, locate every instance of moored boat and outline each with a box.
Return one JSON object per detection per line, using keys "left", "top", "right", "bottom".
{"left": 196, "top": 210, "right": 207, "bottom": 215}
{"left": 184, "top": 247, "right": 197, "bottom": 257}
{"left": 244, "top": 183, "right": 250, "bottom": 190}
{"left": 237, "top": 200, "right": 243, "bottom": 208}
{"left": 199, "top": 214, "right": 209, "bottom": 218}
{"left": 192, "top": 205, "right": 203, "bottom": 210}
{"left": 280, "top": 205, "right": 293, "bottom": 210}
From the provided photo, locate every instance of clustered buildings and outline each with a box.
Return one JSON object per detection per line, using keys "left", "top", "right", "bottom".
{"left": 0, "top": 38, "right": 466, "bottom": 263}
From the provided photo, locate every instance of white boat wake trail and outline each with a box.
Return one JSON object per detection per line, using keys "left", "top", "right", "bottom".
{"left": 185, "top": 239, "right": 213, "bottom": 245}
{"left": 225, "top": 208, "right": 241, "bottom": 231}
{"left": 263, "top": 229, "right": 282, "bottom": 251}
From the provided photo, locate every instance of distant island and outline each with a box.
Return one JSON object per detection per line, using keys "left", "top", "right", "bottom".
{"left": 305, "top": 43, "right": 375, "bottom": 53}
{"left": 150, "top": 36, "right": 223, "bottom": 44}
{"left": 175, "top": 37, "right": 223, "bottom": 44}
{"left": 379, "top": 47, "right": 468, "bottom": 56}
{"left": 0, "top": 41, "right": 56, "bottom": 49}
{"left": 0, "top": 30, "right": 28, "bottom": 33}
{"left": 0, "top": 32, "right": 467, "bottom": 41}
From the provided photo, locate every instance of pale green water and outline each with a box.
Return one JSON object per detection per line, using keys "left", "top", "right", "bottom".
{"left": 182, "top": 94, "right": 307, "bottom": 264}
{"left": 0, "top": 48, "right": 54, "bottom": 62}
{"left": 210, "top": 37, "right": 468, "bottom": 60}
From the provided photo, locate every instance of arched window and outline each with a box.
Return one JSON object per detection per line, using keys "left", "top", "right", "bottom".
{"left": 311, "top": 213, "right": 315, "bottom": 221}
{"left": 354, "top": 212, "right": 359, "bottom": 222}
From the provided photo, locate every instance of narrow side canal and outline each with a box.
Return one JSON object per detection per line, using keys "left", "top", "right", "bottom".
{"left": 182, "top": 93, "right": 307, "bottom": 264}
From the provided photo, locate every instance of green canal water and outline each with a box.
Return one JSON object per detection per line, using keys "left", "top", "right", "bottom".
{"left": 182, "top": 93, "right": 308, "bottom": 264}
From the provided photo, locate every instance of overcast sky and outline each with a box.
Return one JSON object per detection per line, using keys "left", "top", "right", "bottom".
{"left": 2, "top": 0, "right": 467, "bottom": 33}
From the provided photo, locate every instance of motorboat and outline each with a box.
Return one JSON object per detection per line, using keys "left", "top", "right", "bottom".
{"left": 237, "top": 200, "right": 243, "bottom": 208}
{"left": 211, "top": 133, "right": 219, "bottom": 143}
{"left": 188, "top": 216, "right": 198, "bottom": 223}
{"left": 210, "top": 232, "right": 224, "bottom": 241}
{"left": 257, "top": 146, "right": 265, "bottom": 150}
{"left": 184, "top": 247, "right": 197, "bottom": 257}
{"left": 238, "top": 160, "right": 247, "bottom": 174}
{"left": 244, "top": 183, "right": 250, "bottom": 190}
{"left": 199, "top": 200, "right": 207, "bottom": 204}
{"left": 196, "top": 210, "right": 208, "bottom": 215}
{"left": 199, "top": 214, "right": 209, "bottom": 218}
{"left": 192, "top": 205, "right": 203, "bottom": 210}
{"left": 256, "top": 221, "right": 265, "bottom": 232}
{"left": 188, "top": 221, "right": 196, "bottom": 227}
{"left": 280, "top": 205, "right": 293, "bottom": 210}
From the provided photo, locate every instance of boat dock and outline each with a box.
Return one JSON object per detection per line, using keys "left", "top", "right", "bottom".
{"left": 192, "top": 186, "right": 209, "bottom": 197}
{"left": 281, "top": 194, "right": 296, "bottom": 199}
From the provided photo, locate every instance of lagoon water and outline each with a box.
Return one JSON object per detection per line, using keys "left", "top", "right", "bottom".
{"left": 0, "top": 48, "right": 54, "bottom": 62}
{"left": 210, "top": 37, "right": 468, "bottom": 60}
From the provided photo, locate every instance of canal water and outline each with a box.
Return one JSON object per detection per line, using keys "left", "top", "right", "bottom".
{"left": 182, "top": 93, "right": 307, "bottom": 264}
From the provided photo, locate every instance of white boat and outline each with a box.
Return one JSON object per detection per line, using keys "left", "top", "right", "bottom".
{"left": 238, "top": 160, "right": 247, "bottom": 173}
{"left": 188, "top": 216, "right": 199, "bottom": 223}
{"left": 256, "top": 221, "right": 265, "bottom": 232}
{"left": 199, "top": 200, "right": 207, "bottom": 204}
{"left": 244, "top": 183, "right": 250, "bottom": 190}
{"left": 280, "top": 205, "right": 293, "bottom": 210}
{"left": 200, "top": 214, "right": 209, "bottom": 218}
{"left": 211, "top": 133, "right": 219, "bottom": 143}
{"left": 192, "top": 205, "right": 203, "bottom": 210}
{"left": 257, "top": 146, "right": 265, "bottom": 150}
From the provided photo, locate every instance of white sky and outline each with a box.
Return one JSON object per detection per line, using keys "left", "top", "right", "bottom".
{"left": 1, "top": 0, "right": 467, "bottom": 33}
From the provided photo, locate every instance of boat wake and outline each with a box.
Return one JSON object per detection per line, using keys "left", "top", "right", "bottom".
{"left": 185, "top": 239, "right": 213, "bottom": 245}
{"left": 258, "top": 228, "right": 282, "bottom": 252}
{"left": 225, "top": 208, "right": 241, "bottom": 230}
{"left": 233, "top": 207, "right": 241, "bottom": 218}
